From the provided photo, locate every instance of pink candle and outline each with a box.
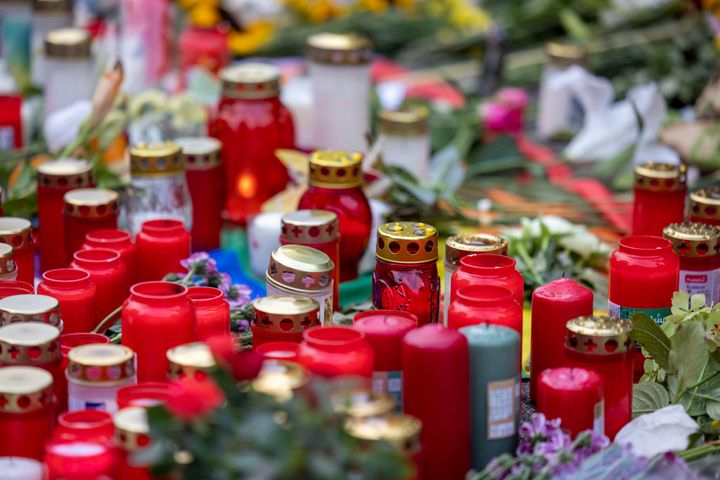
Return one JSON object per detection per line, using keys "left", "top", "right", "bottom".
{"left": 530, "top": 278, "right": 593, "bottom": 400}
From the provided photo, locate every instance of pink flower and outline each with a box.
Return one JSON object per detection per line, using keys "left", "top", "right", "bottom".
{"left": 480, "top": 87, "right": 528, "bottom": 135}
{"left": 497, "top": 88, "right": 529, "bottom": 109}
{"left": 166, "top": 377, "right": 224, "bottom": 421}
{"left": 206, "top": 335, "right": 263, "bottom": 381}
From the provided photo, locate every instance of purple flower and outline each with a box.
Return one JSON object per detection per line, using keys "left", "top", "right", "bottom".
{"left": 217, "top": 272, "right": 231, "bottom": 292}
{"left": 235, "top": 319, "right": 250, "bottom": 333}
{"left": 181, "top": 252, "right": 218, "bottom": 276}
{"left": 226, "top": 284, "right": 252, "bottom": 308}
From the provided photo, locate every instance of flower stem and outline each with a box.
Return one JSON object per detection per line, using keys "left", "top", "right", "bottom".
{"left": 92, "top": 305, "right": 122, "bottom": 333}
{"left": 679, "top": 441, "right": 720, "bottom": 461}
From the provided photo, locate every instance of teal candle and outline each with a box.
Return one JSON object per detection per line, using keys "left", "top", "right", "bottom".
{"left": 460, "top": 323, "right": 521, "bottom": 470}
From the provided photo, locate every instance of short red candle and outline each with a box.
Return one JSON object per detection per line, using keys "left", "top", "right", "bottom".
{"left": 44, "top": 440, "right": 115, "bottom": 479}
{"left": 353, "top": 310, "right": 416, "bottom": 407}
{"left": 632, "top": 163, "right": 686, "bottom": 236}
{"left": 55, "top": 409, "right": 114, "bottom": 443}
{"left": 116, "top": 382, "right": 175, "bottom": 409}
{"left": 0, "top": 217, "right": 35, "bottom": 285}
{"left": 297, "top": 326, "right": 374, "bottom": 378}
{"left": 451, "top": 254, "right": 524, "bottom": 308}
{"left": 530, "top": 278, "right": 593, "bottom": 400}
{"left": 71, "top": 248, "right": 127, "bottom": 326}
{"left": 689, "top": 187, "right": 720, "bottom": 226}
{"left": 83, "top": 229, "right": 137, "bottom": 286}
{"left": 254, "top": 341, "right": 301, "bottom": 362}
{"left": 135, "top": 219, "right": 191, "bottom": 282}
{"left": 402, "top": 324, "right": 471, "bottom": 480}
{"left": 447, "top": 285, "right": 522, "bottom": 335}
{"left": 186, "top": 286, "right": 230, "bottom": 340}
{"left": 122, "top": 282, "right": 196, "bottom": 382}
{"left": 38, "top": 268, "right": 97, "bottom": 334}
{"left": 0, "top": 279, "right": 34, "bottom": 299}
{"left": 63, "top": 189, "right": 119, "bottom": 265}
{"left": 537, "top": 367, "right": 604, "bottom": 438}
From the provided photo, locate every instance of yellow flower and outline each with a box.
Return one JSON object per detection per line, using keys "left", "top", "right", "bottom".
{"left": 448, "top": 0, "right": 491, "bottom": 31}
{"left": 189, "top": 3, "right": 220, "bottom": 28}
{"left": 358, "top": 0, "right": 389, "bottom": 13}
{"left": 177, "top": 0, "right": 220, "bottom": 10}
{"left": 228, "top": 21, "right": 274, "bottom": 56}
{"left": 394, "top": 0, "right": 416, "bottom": 10}
{"left": 307, "top": 0, "right": 337, "bottom": 22}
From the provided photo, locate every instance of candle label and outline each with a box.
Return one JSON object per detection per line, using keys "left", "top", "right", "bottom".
{"left": 679, "top": 268, "right": 719, "bottom": 305}
{"left": 593, "top": 400, "right": 604, "bottom": 436}
{"left": 607, "top": 301, "right": 671, "bottom": 325}
{"left": 487, "top": 378, "right": 519, "bottom": 440}
{"left": 371, "top": 370, "right": 403, "bottom": 410}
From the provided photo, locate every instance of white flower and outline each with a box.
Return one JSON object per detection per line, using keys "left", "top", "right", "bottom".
{"left": 615, "top": 405, "right": 698, "bottom": 457}
{"left": 43, "top": 100, "right": 92, "bottom": 153}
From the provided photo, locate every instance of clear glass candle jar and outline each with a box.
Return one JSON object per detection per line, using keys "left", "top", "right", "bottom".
{"left": 126, "top": 142, "right": 192, "bottom": 235}
{"left": 0, "top": 366, "right": 54, "bottom": 459}
{"left": 135, "top": 219, "right": 191, "bottom": 282}
{"left": 281, "top": 209, "right": 340, "bottom": 310}
{"left": 0, "top": 217, "right": 35, "bottom": 285}
{"left": 166, "top": 341, "right": 215, "bottom": 381}
{"left": 0, "top": 243, "right": 17, "bottom": 281}
{"left": 83, "top": 229, "right": 137, "bottom": 286}
{"left": 307, "top": 33, "right": 372, "bottom": 152}
{"left": 209, "top": 63, "right": 294, "bottom": 224}
{"left": 448, "top": 285, "right": 522, "bottom": 336}
{"left": 443, "top": 233, "right": 508, "bottom": 324}
{"left": 451, "top": 254, "right": 524, "bottom": 309}
{"left": 372, "top": 222, "right": 440, "bottom": 326}
{"left": 298, "top": 150, "right": 372, "bottom": 282}
{"left": 113, "top": 407, "right": 154, "bottom": 480}
{"left": 187, "top": 286, "right": 230, "bottom": 341}
{"left": 67, "top": 343, "right": 136, "bottom": 413}
{"left": 379, "top": 106, "right": 431, "bottom": 180}
{"left": 71, "top": 248, "right": 127, "bottom": 326}
{"left": 689, "top": 186, "right": 720, "bottom": 226}
{"left": 265, "top": 244, "right": 334, "bottom": 325}
{"left": 63, "top": 189, "right": 119, "bottom": 265}
{"left": 44, "top": 28, "right": 95, "bottom": 117}
{"left": 664, "top": 223, "right": 720, "bottom": 305}
{"left": 251, "top": 359, "right": 311, "bottom": 402}
{"left": 564, "top": 316, "right": 634, "bottom": 439}
{"left": 0, "top": 293, "right": 62, "bottom": 329}
{"left": 632, "top": 162, "right": 687, "bottom": 236}
{"left": 30, "top": 0, "right": 72, "bottom": 88}
{"left": 251, "top": 294, "right": 320, "bottom": 346}
{"left": 121, "top": 282, "right": 196, "bottom": 382}
{"left": 298, "top": 326, "right": 373, "bottom": 379}
{"left": 38, "top": 268, "right": 96, "bottom": 334}
{"left": 175, "top": 137, "right": 224, "bottom": 251}
{"left": 330, "top": 388, "right": 395, "bottom": 419}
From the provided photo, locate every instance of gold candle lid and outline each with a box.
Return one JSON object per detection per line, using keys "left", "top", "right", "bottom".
{"left": 545, "top": 41, "right": 589, "bottom": 68}
{"left": 0, "top": 366, "right": 53, "bottom": 414}
{"left": 219, "top": 63, "right": 280, "bottom": 99}
{"left": 0, "top": 322, "right": 60, "bottom": 364}
{"left": 174, "top": 137, "right": 222, "bottom": 170}
{"left": 565, "top": 315, "right": 634, "bottom": 355}
{"left": 67, "top": 343, "right": 135, "bottom": 385}
{"left": 445, "top": 233, "right": 508, "bottom": 267}
{"left": 307, "top": 33, "right": 372, "bottom": 65}
{"left": 166, "top": 342, "right": 215, "bottom": 380}
{"left": 0, "top": 244, "right": 16, "bottom": 276}
{"left": 634, "top": 162, "right": 687, "bottom": 192}
{"left": 0, "top": 294, "right": 62, "bottom": 327}
{"left": 690, "top": 187, "right": 720, "bottom": 222}
{"left": 130, "top": 142, "right": 185, "bottom": 176}
{"left": 379, "top": 106, "right": 429, "bottom": 136}
{"left": 266, "top": 245, "right": 334, "bottom": 292}
{"left": 345, "top": 413, "right": 422, "bottom": 454}
{"left": 281, "top": 210, "right": 338, "bottom": 245}
{"left": 663, "top": 222, "right": 720, "bottom": 258}
{"left": 37, "top": 158, "right": 93, "bottom": 189}
{"left": 63, "top": 188, "right": 120, "bottom": 219}
{"left": 114, "top": 407, "right": 151, "bottom": 451}
{"left": 251, "top": 360, "right": 311, "bottom": 401}
{"left": 331, "top": 388, "right": 395, "bottom": 418}
{"left": 45, "top": 28, "right": 91, "bottom": 58}
{"left": 376, "top": 222, "right": 438, "bottom": 264}
{"left": 309, "top": 150, "right": 364, "bottom": 188}
{"left": 0, "top": 217, "right": 33, "bottom": 250}
{"left": 252, "top": 294, "right": 320, "bottom": 334}
{"left": 32, "top": 0, "right": 71, "bottom": 12}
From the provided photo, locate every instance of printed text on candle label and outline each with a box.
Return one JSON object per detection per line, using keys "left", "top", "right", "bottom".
{"left": 679, "top": 268, "right": 720, "bottom": 305}
{"left": 487, "top": 378, "right": 520, "bottom": 440}
{"left": 607, "top": 301, "right": 671, "bottom": 325}
{"left": 372, "top": 370, "right": 403, "bottom": 410}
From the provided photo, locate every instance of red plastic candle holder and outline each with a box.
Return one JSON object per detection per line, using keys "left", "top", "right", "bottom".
{"left": 38, "top": 268, "right": 97, "bottom": 334}
{"left": 254, "top": 341, "right": 301, "bottom": 362}
{"left": 0, "top": 217, "right": 35, "bottom": 285}
{"left": 116, "top": 382, "right": 175, "bottom": 409}
{"left": 63, "top": 189, "right": 119, "bottom": 265}
{"left": 83, "top": 229, "right": 137, "bottom": 286}
{"left": 448, "top": 285, "right": 522, "bottom": 336}
{"left": 0, "top": 279, "right": 34, "bottom": 299}
{"left": 537, "top": 367, "right": 604, "bottom": 438}
{"left": 187, "top": 286, "right": 230, "bottom": 340}
{"left": 135, "top": 219, "right": 191, "bottom": 282}
{"left": 71, "top": 248, "right": 127, "bottom": 326}
{"left": 298, "top": 326, "right": 374, "bottom": 378}
{"left": 59, "top": 333, "right": 110, "bottom": 414}
{"left": 44, "top": 440, "right": 115, "bottom": 479}
{"left": 251, "top": 295, "right": 320, "bottom": 346}
{"left": 663, "top": 223, "right": 720, "bottom": 305}
{"left": 451, "top": 254, "right": 524, "bottom": 308}
{"left": 55, "top": 409, "right": 114, "bottom": 443}
{"left": 632, "top": 162, "right": 686, "bottom": 236}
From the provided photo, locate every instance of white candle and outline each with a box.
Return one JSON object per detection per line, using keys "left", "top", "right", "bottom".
{"left": 31, "top": 0, "right": 72, "bottom": 88}
{"left": 44, "top": 28, "right": 96, "bottom": 118}
{"left": 379, "top": 106, "right": 431, "bottom": 180}
{"left": 247, "top": 212, "right": 283, "bottom": 277}
{"left": 0, "top": 457, "right": 45, "bottom": 480}
{"left": 281, "top": 76, "right": 314, "bottom": 151}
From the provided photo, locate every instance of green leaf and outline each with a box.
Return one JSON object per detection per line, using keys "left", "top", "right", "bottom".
{"left": 632, "top": 382, "right": 670, "bottom": 417}
{"left": 669, "top": 322, "right": 709, "bottom": 398}
{"left": 691, "top": 294, "right": 708, "bottom": 311}
{"left": 631, "top": 313, "right": 671, "bottom": 370}
{"left": 707, "top": 401, "right": 720, "bottom": 420}
{"left": 671, "top": 291, "right": 690, "bottom": 316}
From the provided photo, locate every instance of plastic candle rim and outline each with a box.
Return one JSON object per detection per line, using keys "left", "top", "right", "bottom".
{"left": 538, "top": 367, "right": 602, "bottom": 392}
{"left": 57, "top": 409, "right": 114, "bottom": 437}
{"left": 72, "top": 247, "right": 121, "bottom": 265}
{"left": 85, "top": 228, "right": 132, "bottom": 246}
{"left": 618, "top": 235, "right": 673, "bottom": 255}
{"left": 42, "top": 268, "right": 92, "bottom": 288}
{"left": 44, "top": 440, "right": 113, "bottom": 470}
{"left": 60, "top": 333, "right": 110, "bottom": 357}
{"left": 187, "top": 286, "right": 225, "bottom": 306}
{"left": 116, "top": 382, "right": 175, "bottom": 408}
{"left": 0, "top": 279, "right": 34, "bottom": 293}
{"left": 455, "top": 284, "right": 514, "bottom": 307}
{"left": 0, "top": 286, "right": 35, "bottom": 299}
{"left": 129, "top": 281, "right": 188, "bottom": 301}
{"left": 255, "top": 341, "right": 301, "bottom": 360}
{"left": 459, "top": 253, "right": 516, "bottom": 275}
{"left": 141, "top": 219, "right": 186, "bottom": 235}
{"left": 303, "top": 326, "right": 365, "bottom": 350}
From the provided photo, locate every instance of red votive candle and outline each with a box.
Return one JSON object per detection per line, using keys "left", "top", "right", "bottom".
{"left": 38, "top": 268, "right": 97, "bottom": 334}
{"left": 448, "top": 285, "right": 522, "bottom": 336}
{"left": 83, "top": 229, "right": 137, "bottom": 286}
{"left": 451, "top": 254, "right": 524, "bottom": 308}
{"left": 116, "top": 382, "right": 174, "bottom": 409}
{"left": 71, "top": 248, "right": 127, "bottom": 326}
{"left": 251, "top": 295, "right": 320, "bottom": 346}
{"left": 36, "top": 159, "right": 94, "bottom": 272}
{"left": 0, "top": 217, "right": 35, "bottom": 285}
{"left": 537, "top": 367, "right": 604, "bottom": 438}
{"left": 254, "top": 341, "right": 301, "bottom": 362}
{"left": 63, "top": 189, "right": 119, "bottom": 265}
{"left": 353, "top": 310, "right": 416, "bottom": 408}
{"left": 298, "top": 326, "right": 374, "bottom": 379}
{"left": 55, "top": 409, "right": 114, "bottom": 443}
{"left": 689, "top": 187, "right": 720, "bottom": 226}
{"left": 0, "top": 366, "right": 54, "bottom": 459}
{"left": 122, "top": 282, "right": 196, "bottom": 382}
{"left": 564, "top": 316, "right": 634, "bottom": 439}
{"left": 663, "top": 223, "right": 720, "bottom": 305}
{"left": 187, "top": 286, "right": 231, "bottom": 340}
{"left": 135, "top": 219, "right": 191, "bottom": 282}
{"left": 530, "top": 278, "right": 593, "bottom": 401}
{"left": 113, "top": 407, "right": 154, "bottom": 480}
{"left": 403, "top": 324, "right": 471, "bottom": 480}
{"left": 44, "top": 440, "right": 114, "bottom": 480}
{"left": 632, "top": 162, "right": 686, "bottom": 236}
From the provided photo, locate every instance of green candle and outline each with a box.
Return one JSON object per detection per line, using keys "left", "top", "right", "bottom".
{"left": 460, "top": 323, "right": 521, "bottom": 470}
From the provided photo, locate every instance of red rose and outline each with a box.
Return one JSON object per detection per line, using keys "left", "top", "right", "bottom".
{"left": 166, "top": 378, "right": 224, "bottom": 420}
{"left": 206, "top": 335, "right": 264, "bottom": 381}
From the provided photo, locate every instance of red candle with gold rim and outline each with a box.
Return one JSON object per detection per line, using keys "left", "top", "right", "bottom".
{"left": 0, "top": 279, "right": 34, "bottom": 298}
{"left": 59, "top": 333, "right": 110, "bottom": 414}
{"left": 0, "top": 217, "right": 35, "bottom": 284}
{"left": 689, "top": 186, "right": 720, "bottom": 226}
{"left": 71, "top": 248, "right": 127, "bottom": 326}
{"left": 38, "top": 268, "right": 96, "bottom": 334}
{"left": 297, "top": 326, "right": 373, "bottom": 378}
{"left": 251, "top": 294, "right": 320, "bottom": 346}
{"left": 116, "top": 382, "right": 174, "bottom": 409}
{"left": 451, "top": 254, "right": 524, "bottom": 309}
{"left": 63, "top": 189, "right": 119, "bottom": 265}
{"left": 254, "top": 341, "right": 301, "bottom": 362}
{"left": 632, "top": 162, "right": 687, "bottom": 236}
{"left": 113, "top": 407, "right": 155, "bottom": 480}
{"left": 83, "top": 229, "right": 136, "bottom": 286}
{"left": 530, "top": 278, "right": 593, "bottom": 401}
{"left": 166, "top": 342, "right": 215, "bottom": 381}
{"left": 537, "top": 367, "right": 604, "bottom": 438}
{"left": 663, "top": 222, "right": 720, "bottom": 305}
{"left": 448, "top": 285, "right": 522, "bottom": 335}
{"left": 187, "top": 286, "right": 231, "bottom": 341}
{"left": 135, "top": 219, "right": 191, "bottom": 282}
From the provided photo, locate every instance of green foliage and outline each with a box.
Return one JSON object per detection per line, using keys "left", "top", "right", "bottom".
{"left": 630, "top": 312, "right": 670, "bottom": 370}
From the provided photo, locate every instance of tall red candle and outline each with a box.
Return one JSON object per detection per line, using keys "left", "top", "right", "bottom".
{"left": 448, "top": 285, "right": 522, "bottom": 335}
{"left": 83, "top": 229, "right": 137, "bottom": 286}
{"left": 122, "top": 282, "right": 196, "bottom": 382}
{"left": 0, "top": 217, "right": 35, "bottom": 285}
{"left": 530, "top": 278, "right": 593, "bottom": 400}
{"left": 689, "top": 187, "right": 720, "bottom": 226}
{"left": 353, "top": 310, "right": 416, "bottom": 408}
{"left": 37, "top": 268, "right": 97, "bottom": 334}
{"left": 297, "top": 326, "right": 373, "bottom": 379}
{"left": 71, "top": 248, "right": 127, "bottom": 325}
{"left": 537, "top": 367, "right": 604, "bottom": 438}
{"left": 451, "top": 254, "right": 524, "bottom": 308}
{"left": 135, "top": 219, "right": 191, "bottom": 282}
{"left": 187, "top": 286, "right": 230, "bottom": 341}
{"left": 63, "top": 189, "right": 119, "bottom": 265}
{"left": 632, "top": 162, "right": 686, "bottom": 236}
{"left": 402, "top": 324, "right": 471, "bottom": 480}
